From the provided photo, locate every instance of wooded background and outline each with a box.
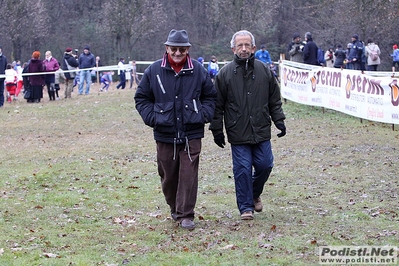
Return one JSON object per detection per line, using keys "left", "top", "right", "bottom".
{"left": 0, "top": 0, "right": 397, "bottom": 71}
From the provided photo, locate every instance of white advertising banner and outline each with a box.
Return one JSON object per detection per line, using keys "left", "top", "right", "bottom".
{"left": 280, "top": 61, "right": 399, "bottom": 125}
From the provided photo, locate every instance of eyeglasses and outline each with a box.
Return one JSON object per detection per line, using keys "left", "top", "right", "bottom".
{"left": 169, "top": 47, "right": 188, "bottom": 53}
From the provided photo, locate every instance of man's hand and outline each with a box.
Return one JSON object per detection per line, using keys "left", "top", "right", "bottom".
{"left": 276, "top": 123, "right": 286, "bottom": 138}
{"left": 213, "top": 132, "right": 226, "bottom": 148}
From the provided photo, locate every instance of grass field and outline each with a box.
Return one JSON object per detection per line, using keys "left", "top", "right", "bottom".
{"left": 0, "top": 84, "right": 398, "bottom": 265}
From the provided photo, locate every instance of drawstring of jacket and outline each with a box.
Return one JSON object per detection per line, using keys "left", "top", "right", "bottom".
{"left": 172, "top": 137, "right": 193, "bottom": 162}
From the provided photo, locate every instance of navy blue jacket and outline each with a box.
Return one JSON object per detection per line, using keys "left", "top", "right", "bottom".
{"left": 303, "top": 39, "right": 319, "bottom": 65}
{"left": 78, "top": 52, "right": 95, "bottom": 69}
{"left": 347, "top": 40, "right": 363, "bottom": 61}
{"left": 134, "top": 53, "right": 217, "bottom": 144}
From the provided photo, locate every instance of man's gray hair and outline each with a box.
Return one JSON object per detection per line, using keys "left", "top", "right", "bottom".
{"left": 230, "top": 30, "right": 256, "bottom": 48}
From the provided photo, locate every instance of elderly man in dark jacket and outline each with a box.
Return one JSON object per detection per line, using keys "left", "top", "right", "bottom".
{"left": 210, "top": 30, "right": 286, "bottom": 220}
{"left": 134, "top": 29, "right": 217, "bottom": 230}
{"left": 303, "top": 32, "right": 319, "bottom": 66}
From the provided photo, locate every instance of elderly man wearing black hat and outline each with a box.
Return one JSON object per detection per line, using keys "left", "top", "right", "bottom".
{"left": 134, "top": 29, "right": 217, "bottom": 230}
{"left": 347, "top": 34, "right": 363, "bottom": 70}
{"left": 0, "top": 45, "right": 8, "bottom": 107}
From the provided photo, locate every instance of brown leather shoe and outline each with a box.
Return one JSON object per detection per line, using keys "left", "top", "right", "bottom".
{"left": 180, "top": 218, "right": 195, "bottom": 230}
{"left": 254, "top": 197, "right": 263, "bottom": 212}
{"left": 241, "top": 211, "right": 254, "bottom": 220}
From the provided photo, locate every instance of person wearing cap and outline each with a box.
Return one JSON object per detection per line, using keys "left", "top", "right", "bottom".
{"left": 209, "top": 30, "right": 286, "bottom": 220}
{"left": 255, "top": 44, "right": 272, "bottom": 65}
{"left": 116, "top": 58, "right": 126, "bottom": 89}
{"left": 390, "top": 44, "right": 399, "bottom": 73}
{"left": 0, "top": 45, "right": 8, "bottom": 107}
{"left": 347, "top": 34, "right": 363, "bottom": 70}
{"left": 288, "top": 33, "right": 304, "bottom": 63}
{"left": 78, "top": 45, "right": 95, "bottom": 95}
{"left": 26, "top": 51, "right": 45, "bottom": 103}
{"left": 134, "top": 29, "right": 217, "bottom": 230}
{"left": 207, "top": 55, "right": 219, "bottom": 82}
{"left": 61, "top": 48, "right": 79, "bottom": 99}
{"left": 303, "top": 32, "right": 319, "bottom": 65}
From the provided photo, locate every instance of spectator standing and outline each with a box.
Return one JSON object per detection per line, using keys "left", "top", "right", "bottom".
{"left": 209, "top": 30, "right": 286, "bottom": 220}
{"left": 255, "top": 44, "right": 272, "bottom": 65}
{"left": 288, "top": 33, "right": 304, "bottom": 63}
{"left": 345, "top": 43, "right": 353, "bottom": 69}
{"left": 347, "top": 34, "right": 363, "bottom": 70}
{"left": 44, "top": 51, "right": 60, "bottom": 101}
{"left": 324, "top": 46, "right": 335, "bottom": 68}
{"left": 116, "top": 58, "right": 126, "bottom": 89}
{"left": 61, "top": 47, "right": 79, "bottom": 99}
{"left": 391, "top": 44, "right": 399, "bottom": 73}
{"left": 334, "top": 44, "right": 347, "bottom": 68}
{"left": 54, "top": 68, "right": 66, "bottom": 100}
{"left": 197, "top": 57, "right": 204, "bottom": 67}
{"left": 303, "top": 32, "right": 319, "bottom": 65}
{"left": 78, "top": 46, "right": 95, "bottom": 95}
{"left": 208, "top": 55, "right": 219, "bottom": 82}
{"left": 134, "top": 29, "right": 217, "bottom": 230}
{"left": 14, "top": 60, "right": 23, "bottom": 97}
{"left": 364, "top": 39, "right": 381, "bottom": 71}
{"left": 26, "top": 51, "right": 45, "bottom": 103}
{"left": 0, "top": 45, "right": 8, "bottom": 107}
{"left": 130, "top": 60, "right": 140, "bottom": 88}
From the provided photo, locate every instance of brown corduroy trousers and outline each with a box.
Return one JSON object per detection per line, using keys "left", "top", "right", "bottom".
{"left": 156, "top": 139, "right": 201, "bottom": 221}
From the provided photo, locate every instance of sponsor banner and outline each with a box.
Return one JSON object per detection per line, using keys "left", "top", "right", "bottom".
{"left": 280, "top": 61, "right": 399, "bottom": 124}
{"left": 319, "top": 246, "right": 397, "bottom": 264}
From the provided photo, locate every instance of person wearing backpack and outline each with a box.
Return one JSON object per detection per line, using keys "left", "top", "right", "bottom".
{"left": 303, "top": 32, "right": 319, "bottom": 66}
{"left": 364, "top": 39, "right": 381, "bottom": 71}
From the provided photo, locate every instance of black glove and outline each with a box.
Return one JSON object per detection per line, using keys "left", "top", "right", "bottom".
{"left": 295, "top": 45, "right": 300, "bottom": 51}
{"left": 276, "top": 123, "right": 286, "bottom": 138}
{"left": 213, "top": 133, "right": 226, "bottom": 148}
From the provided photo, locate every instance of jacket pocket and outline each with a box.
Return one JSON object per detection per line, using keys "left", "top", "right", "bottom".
{"left": 183, "top": 99, "right": 204, "bottom": 129}
{"left": 154, "top": 102, "right": 175, "bottom": 127}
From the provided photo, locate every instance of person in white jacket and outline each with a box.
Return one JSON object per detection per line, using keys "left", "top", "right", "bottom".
{"left": 364, "top": 39, "right": 381, "bottom": 71}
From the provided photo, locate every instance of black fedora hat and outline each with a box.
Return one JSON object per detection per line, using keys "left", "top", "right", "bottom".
{"left": 164, "top": 29, "right": 191, "bottom": 47}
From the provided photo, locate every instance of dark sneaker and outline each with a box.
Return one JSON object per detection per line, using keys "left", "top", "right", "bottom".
{"left": 241, "top": 211, "right": 254, "bottom": 220}
{"left": 180, "top": 218, "right": 195, "bottom": 230}
{"left": 171, "top": 213, "right": 178, "bottom": 221}
{"left": 254, "top": 197, "right": 263, "bottom": 212}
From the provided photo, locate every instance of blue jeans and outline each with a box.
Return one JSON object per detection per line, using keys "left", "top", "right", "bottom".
{"left": 79, "top": 69, "right": 92, "bottom": 95}
{"left": 231, "top": 141, "right": 274, "bottom": 214}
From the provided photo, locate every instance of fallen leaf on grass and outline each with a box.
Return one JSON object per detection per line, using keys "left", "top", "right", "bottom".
{"left": 43, "top": 252, "right": 59, "bottom": 258}
{"left": 219, "top": 244, "right": 238, "bottom": 250}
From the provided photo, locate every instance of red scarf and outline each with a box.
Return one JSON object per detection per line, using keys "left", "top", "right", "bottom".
{"left": 167, "top": 54, "right": 187, "bottom": 73}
